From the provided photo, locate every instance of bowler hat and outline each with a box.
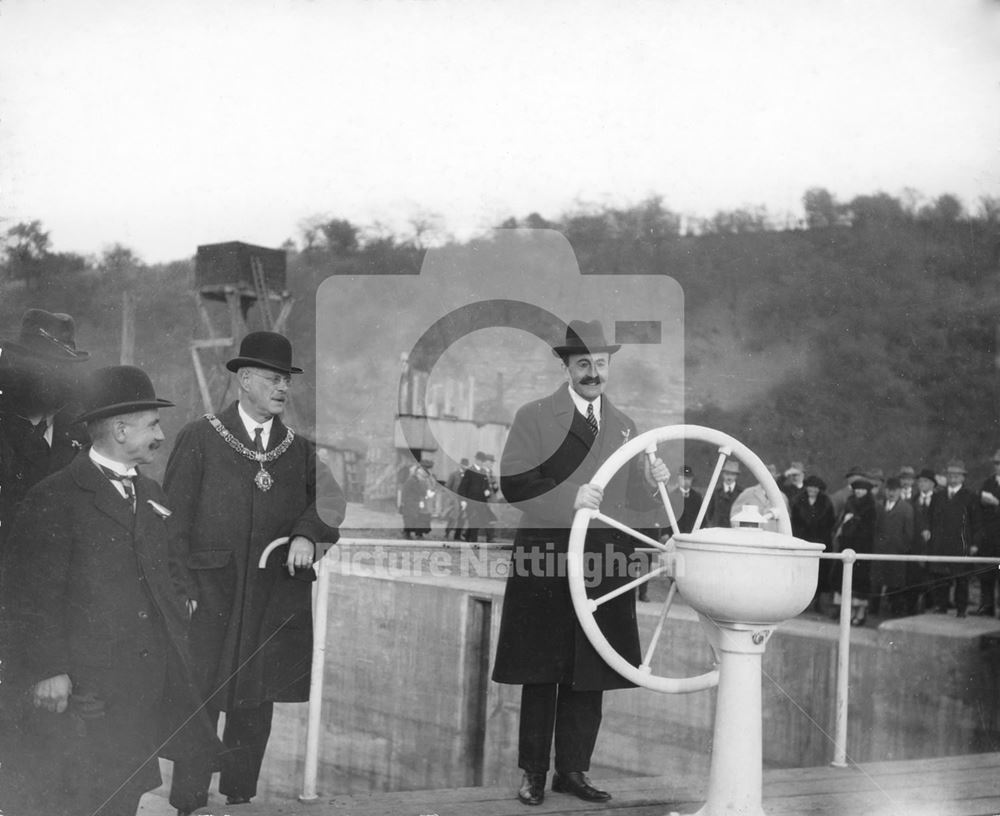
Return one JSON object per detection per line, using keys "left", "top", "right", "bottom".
{"left": 77, "top": 366, "right": 174, "bottom": 423}
{"left": 226, "top": 331, "right": 302, "bottom": 374}
{"left": 852, "top": 479, "right": 873, "bottom": 491}
{"left": 917, "top": 468, "right": 937, "bottom": 482}
{"left": 552, "top": 320, "right": 621, "bottom": 358}
{"left": 2, "top": 309, "right": 89, "bottom": 362}
{"left": 898, "top": 466, "right": 916, "bottom": 479}
{"left": 680, "top": 465, "right": 694, "bottom": 477}
{"left": 885, "top": 477, "right": 902, "bottom": 490}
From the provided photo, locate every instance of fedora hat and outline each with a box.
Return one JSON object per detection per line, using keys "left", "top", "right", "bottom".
{"left": 77, "top": 366, "right": 174, "bottom": 423}
{"left": 2, "top": 309, "right": 89, "bottom": 362}
{"left": 552, "top": 320, "right": 621, "bottom": 358}
{"left": 722, "top": 460, "right": 740, "bottom": 474}
{"left": 946, "top": 459, "right": 967, "bottom": 475}
{"left": 917, "top": 467, "right": 937, "bottom": 482}
{"left": 226, "top": 331, "right": 302, "bottom": 374}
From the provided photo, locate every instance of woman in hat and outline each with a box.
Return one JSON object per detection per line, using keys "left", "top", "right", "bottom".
{"left": 836, "top": 478, "right": 877, "bottom": 625}
{"left": 790, "top": 475, "right": 837, "bottom": 612}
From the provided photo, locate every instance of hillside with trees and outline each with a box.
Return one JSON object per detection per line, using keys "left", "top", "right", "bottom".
{"left": 2, "top": 188, "right": 999, "bottom": 486}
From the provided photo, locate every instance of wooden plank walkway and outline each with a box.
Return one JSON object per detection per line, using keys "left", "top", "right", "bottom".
{"left": 138, "top": 753, "right": 1000, "bottom": 816}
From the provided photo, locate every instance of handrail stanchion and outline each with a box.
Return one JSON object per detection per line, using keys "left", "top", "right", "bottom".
{"left": 299, "top": 542, "right": 334, "bottom": 803}
{"left": 832, "top": 548, "right": 856, "bottom": 769}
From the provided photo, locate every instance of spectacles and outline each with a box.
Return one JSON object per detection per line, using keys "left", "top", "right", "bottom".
{"left": 250, "top": 371, "right": 292, "bottom": 387}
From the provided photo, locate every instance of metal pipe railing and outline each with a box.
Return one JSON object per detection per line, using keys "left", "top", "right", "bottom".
{"left": 291, "top": 538, "right": 1000, "bottom": 794}
{"left": 820, "top": 550, "right": 1000, "bottom": 768}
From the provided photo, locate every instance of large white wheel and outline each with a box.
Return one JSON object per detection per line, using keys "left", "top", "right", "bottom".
{"left": 567, "top": 424, "right": 791, "bottom": 694}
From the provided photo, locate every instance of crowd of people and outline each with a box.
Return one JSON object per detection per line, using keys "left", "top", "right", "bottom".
{"left": 698, "top": 458, "right": 998, "bottom": 626}
{"left": 398, "top": 449, "right": 500, "bottom": 542}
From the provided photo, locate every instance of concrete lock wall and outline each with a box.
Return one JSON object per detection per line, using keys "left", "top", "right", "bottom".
{"left": 251, "top": 568, "right": 1000, "bottom": 801}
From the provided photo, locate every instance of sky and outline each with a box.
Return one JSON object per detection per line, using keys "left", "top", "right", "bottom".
{"left": 1, "top": 0, "right": 999, "bottom": 264}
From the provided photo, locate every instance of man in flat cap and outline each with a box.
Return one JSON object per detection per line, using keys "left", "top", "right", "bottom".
{"left": 0, "top": 309, "right": 90, "bottom": 556}
{"left": 165, "top": 331, "right": 346, "bottom": 815}
{"left": 1, "top": 366, "right": 220, "bottom": 816}
{"left": 492, "top": 320, "right": 668, "bottom": 807}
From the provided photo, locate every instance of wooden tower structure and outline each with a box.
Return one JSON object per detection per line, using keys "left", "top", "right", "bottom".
{"left": 190, "top": 241, "right": 295, "bottom": 415}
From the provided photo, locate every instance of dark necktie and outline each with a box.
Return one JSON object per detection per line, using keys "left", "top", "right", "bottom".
{"left": 99, "top": 465, "right": 136, "bottom": 510}
{"left": 585, "top": 403, "right": 599, "bottom": 437}
{"left": 254, "top": 427, "right": 265, "bottom": 453}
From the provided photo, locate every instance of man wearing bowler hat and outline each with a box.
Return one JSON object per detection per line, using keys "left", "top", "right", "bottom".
{"left": 0, "top": 309, "right": 91, "bottom": 556}
{"left": 492, "top": 320, "right": 669, "bottom": 806}
{"left": 165, "top": 331, "right": 346, "bottom": 815}
{"left": 1, "top": 366, "right": 221, "bottom": 816}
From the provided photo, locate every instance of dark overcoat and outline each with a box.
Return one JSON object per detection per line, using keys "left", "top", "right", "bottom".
{"left": 165, "top": 402, "right": 345, "bottom": 710}
{"left": 977, "top": 476, "right": 1000, "bottom": 557}
{"left": 492, "top": 385, "right": 656, "bottom": 691}
{"left": 1, "top": 454, "right": 220, "bottom": 815}
{"left": 705, "top": 485, "right": 740, "bottom": 528}
{"left": 791, "top": 491, "right": 836, "bottom": 592}
{"left": 839, "top": 492, "right": 877, "bottom": 595}
{"left": 0, "top": 405, "right": 86, "bottom": 553}
{"left": 929, "top": 484, "right": 980, "bottom": 577}
{"left": 458, "top": 465, "right": 497, "bottom": 528}
{"left": 871, "top": 499, "right": 915, "bottom": 589}
{"left": 400, "top": 470, "right": 433, "bottom": 533}
{"left": 909, "top": 491, "right": 938, "bottom": 590}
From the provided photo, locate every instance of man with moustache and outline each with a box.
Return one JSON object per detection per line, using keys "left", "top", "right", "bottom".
{"left": 492, "top": 320, "right": 668, "bottom": 807}
{"left": 165, "top": 332, "right": 346, "bottom": 815}
{"left": 1, "top": 366, "right": 220, "bottom": 816}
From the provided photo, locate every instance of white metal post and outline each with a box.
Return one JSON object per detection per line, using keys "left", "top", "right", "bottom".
{"left": 831, "top": 549, "right": 855, "bottom": 768}
{"left": 299, "top": 549, "right": 332, "bottom": 802}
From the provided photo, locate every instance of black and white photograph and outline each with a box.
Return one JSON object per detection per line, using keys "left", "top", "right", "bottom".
{"left": 1, "top": 2, "right": 999, "bottom": 814}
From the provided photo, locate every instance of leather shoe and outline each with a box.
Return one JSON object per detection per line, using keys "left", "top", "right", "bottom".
{"left": 225, "top": 796, "right": 252, "bottom": 805}
{"left": 517, "top": 772, "right": 546, "bottom": 806}
{"left": 552, "top": 771, "right": 612, "bottom": 802}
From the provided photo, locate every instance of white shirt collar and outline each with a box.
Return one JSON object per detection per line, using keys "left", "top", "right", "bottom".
{"left": 89, "top": 447, "right": 137, "bottom": 478}
{"left": 567, "top": 387, "right": 601, "bottom": 429}
{"left": 238, "top": 402, "right": 274, "bottom": 448}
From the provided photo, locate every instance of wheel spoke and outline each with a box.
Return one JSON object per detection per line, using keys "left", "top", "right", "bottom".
{"left": 591, "top": 564, "right": 672, "bottom": 609}
{"left": 592, "top": 511, "right": 672, "bottom": 551}
{"left": 641, "top": 579, "right": 678, "bottom": 670}
{"left": 690, "top": 446, "right": 732, "bottom": 533}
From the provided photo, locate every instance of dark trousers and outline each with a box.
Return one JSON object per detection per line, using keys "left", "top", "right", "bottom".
{"left": 170, "top": 703, "right": 273, "bottom": 811}
{"left": 518, "top": 684, "right": 603, "bottom": 775}
{"left": 931, "top": 574, "right": 969, "bottom": 613}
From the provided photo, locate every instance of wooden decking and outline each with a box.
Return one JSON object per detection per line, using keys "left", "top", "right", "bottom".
{"left": 138, "top": 753, "right": 1000, "bottom": 816}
